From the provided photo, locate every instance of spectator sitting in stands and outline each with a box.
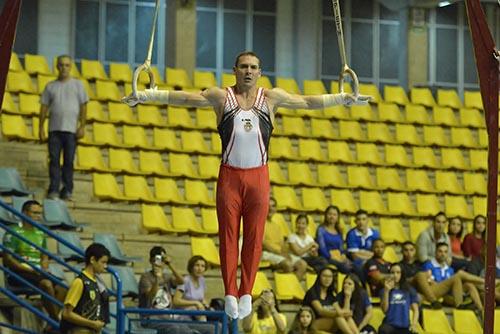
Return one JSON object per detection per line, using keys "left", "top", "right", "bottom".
{"left": 364, "top": 239, "right": 391, "bottom": 297}
{"left": 416, "top": 212, "right": 451, "bottom": 264}
{"left": 288, "top": 306, "right": 317, "bottom": 334}
{"left": 465, "top": 244, "right": 500, "bottom": 304}
{"left": 346, "top": 210, "right": 380, "bottom": 271}
{"left": 417, "top": 242, "right": 483, "bottom": 311}
{"left": 462, "top": 215, "right": 486, "bottom": 260}
{"left": 262, "top": 197, "right": 307, "bottom": 280}
{"left": 302, "top": 267, "right": 339, "bottom": 332}
{"left": 316, "top": 206, "right": 355, "bottom": 274}
{"left": 398, "top": 241, "right": 422, "bottom": 284}
{"left": 242, "top": 289, "right": 287, "bottom": 334}
{"left": 447, "top": 216, "right": 468, "bottom": 271}
{"left": 334, "top": 274, "right": 374, "bottom": 334}
{"left": 3, "top": 200, "right": 67, "bottom": 325}
{"left": 139, "top": 246, "right": 208, "bottom": 334}
{"left": 60, "top": 243, "right": 110, "bottom": 334}
{"left": 379, "top": 263, "right": 419, "bottom": 334}
{"left": 288, "top": 214, "right": 328, "bottom": 273}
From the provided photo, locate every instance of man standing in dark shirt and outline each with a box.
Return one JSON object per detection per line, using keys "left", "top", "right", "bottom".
{"left": 364, "top": 239, "right": 391, "bottom": 296}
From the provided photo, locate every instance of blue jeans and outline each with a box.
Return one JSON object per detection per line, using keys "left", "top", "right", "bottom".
{"left": 48, "top": 131, "right": 76, "bottom": 195}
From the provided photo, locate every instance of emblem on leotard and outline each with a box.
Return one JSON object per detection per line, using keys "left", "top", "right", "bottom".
{"left": 242, "top": 118, "right": 253, "bottom": 132}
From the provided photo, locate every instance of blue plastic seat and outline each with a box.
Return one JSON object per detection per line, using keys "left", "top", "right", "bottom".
{"left": 109, "top": 265, "right": 139, "bottom": 298}
{"left": 43, "top": 199, "right": 84, "bottom": 230}
{"left": 93, "top": 233, "right": 141, "bottom": 265}
{"left": 0, "top": 168, "right": 32, "bottom": 196}
{"left": 0, "top": 204, "right": 18, "bottom": 225}
{"left": 57, "top": 231, "right": 85, "bottom": 261}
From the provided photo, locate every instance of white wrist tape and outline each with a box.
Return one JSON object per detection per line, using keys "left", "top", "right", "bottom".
{"left": 322, "top": 93, "right": 345, "bottom": 107}
{"left": 138, "top": 89, "right": 170, "bottom": 104}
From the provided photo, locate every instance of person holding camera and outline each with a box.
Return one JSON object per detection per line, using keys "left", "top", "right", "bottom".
{"left": 242, "top": 289, "right": 287, "bottom": 334}
{"left": 379, "top": 263, "right": 419, "bottom": 334}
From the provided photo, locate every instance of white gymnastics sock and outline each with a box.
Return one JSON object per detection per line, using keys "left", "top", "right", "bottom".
{"left": 224, "top": 295, "right": 239, "bottom": 319}
{"left": 238, "top": 294, "right": 252, "bottom": 319}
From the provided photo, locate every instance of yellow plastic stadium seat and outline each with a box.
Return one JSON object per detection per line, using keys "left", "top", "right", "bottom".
{"left": 387, "top": 192, "right": 416, "bottom": 215}
{"left": 368, "top": 308, "right": 385, "bottom": 330}
{"left": 384, "top": 145, "right": 412, "bottom": 167}
{"left": 200, "top": 208, "right": 218, "bottom": 234}
{"left": 18, "top": 94, "right": 40, "bottom": 115}
{"left": 303, "top": 80, "right": 327, "bottom": 95}
{"left": 355, "top": 143, "right": 384, "bottom": 165}
{"left": 327, "top": 141, "right": 354, "bottom": 163}
{"left": 37, "top": 74, "right": 56, "bottom": 94}
{"left": 268, "top": 161, "right": 287, "bottom": 184}
{"left": 347, "top": 166, "right": 375, "bottom": 189}
{"left": 109, "top": 63, "right": 132, "bottom": 83}
{"left": 137, "top": 105, "right": 166, "bottom": 127}
{"left": 123, "top": 125, "right": 154, "bottom": 149}
{"left": 305, "top": 272, "right": 317, "bottom": 290}
{"left": 185, "top": 179, "right": 215, "bottom": 206}
{"left": 469, "top": 149, "right": 487, "bottom": 170}
{"left": 139, "top": 66, "right": 163, "bottom": 85}
{"left": 108, "top": 148, "right": 143, "bottom": 174}
{"left": 282, "top": 116, "right": 308, "bottom": 137}
{"left": 256, "top": 75, "right": 272, "bottom": 89}
{"left": 435, "top": 171, "right": 464, "bottom": 194}
{"left": 331, "top": 189, "right": 358, "bottom": 213}
{"left": 75, "top": 146, "right": 108, "bottom": 172}
{"left": 302, "top": 188, "right": 329, "bottom": 211}
{"left": 437, "top": 89, "right": 462, "bottom": 109}
{"left": 81, "top": 79, "right": 95, "bottom": 99}
{"left": 395, "top": 124, "right": 421, "bottom": 145}
{"left": 123, "top": 175, "right": 161, "bottom": 202}
{"left": 410, "top": 87, "right": 436, "bottom": 107}
{"left": 380, "top": 218, "right": 409, "bottom": 243}
{"left": 366, "top": 123, "right": 393, "bottom": 143}
{"left": 378, "top": 103, "right": 403, "bottom": 122}
{"left": 153, "top": 178, "right": 186, "bottom": 204}
{"left": 1, "top": 114, "right": 35, "bottom": 140}
{"left": 171, "top": 207, "right": 205, "bottom": 233}
{"left": 153, "top": 128, "right": 182, "bottom": 151}
{"left": 191, "top": 237, "right": 220, "bottom": 265}
{"left": 167, "top": 106, "right": 194, "bottom": 128}
{"left": 376, "top": 168, "right": 405, "bottom": 190}
{"left": 198, "top": 155, "right": 220, "bottom": 179}
{"left": 310, "top": 118, "right": 335, "bottom": 139}
{"left": 7, "top": 71, "right": 36, "bottom": 93}
{"left": 405, "top": 104, "right": 430, "bottom": 125}
{"left": 196, "top": 108, "right": 217, "bottom": 130}
{"left": 450, "top": 127, "right": 477, "bottom": 148}
{"left": 317, "top": 164, "right": 346, "bottom": 187}
{"left": 24, "top": 54, "right": 52, "bottom": 75}
{"left": 445, "top": 195, "right": 472, "bottom": 219}
{"left": 274, "top": 272, "right": 305, "bottom": 301}
{"left": 459, "top": 108, "right": 483, "bottom": 128}
{"left": 298, "top": 139, "right": 326, "bottom": 161}
{"left": 406, "top": 169, "right": 435, "bottom": 192}
{"left": 1, "top": 92, "right": 17, "bottom": 113}
{"left": 166, "top": 67, "right": 192, "bottom": 89}
{"left": 221, "top": 73, "right": 235, "bottom": 87}
{"left": 85, "top": 101, "right": 107, "bottom": 122}
{"left": 463, "top": 172, "right": 486, "bottom": 195}
{"left": 272, "top": 213, "right": 291, "bottom": 236}
{"left": 211, "top": 132, "right": 221, "bottom": 154}
{"left": 433, "top": 106, "right": 458, "bottom": 126}
{"left": 139, "top": 151, "right": 170, "bottom": 176}
{"left": 423, "top": 309, "right": 455, "bottom": 334}
{"left": 359, "top": 191, "right": 387, "bottom": 215}
{"left": 168, "top": 153, "right": 199, "bottom": 178}
{"left": 323, "top": 105, "right": 349, "bottom": 119}
{"left": 384, "top": 245, "right": 401, "bottom": 263}
{"left": 359, "top": 83, "right": 382, "bottom": 104}
{"left": 409, "top": 220, "right": 430, "bottom": 243}
{"left": 464, "top": 90, "right": 483, "bottom": 110}
{"left": 339, "top": 120, "right": 365, "bottom": 141}
{"left": 193, "top": 70, "right": 217, "bottom": 89}
{"left": 181, "top": 131, "right": 211, "bottom": 153}
{"left": 95, "top": 80, "right": 121, "bottom": 101}
{"left": 141, "top": 204, "right": 186, "bottom": 233}
{"left": 81, "top": 59, "right": 108, "bottom": 80}
{"left": 276, "top": 77, "right": 301, "bottom": 94}
{"left": 288, "top": 162, "right": 316, "bottom": 186}
{"left": 441, "top": 148, "right": 468, "bottom": 170}
{"left": 252, "top": 272, "right": 272, "bottom": 298}
{"left": 453, "top": 309, "right": 482, "bottom": 334}
{"left": 108, "top": 102, "right": 136, "bottom": 124}
{"left": 92, "top": 173, "right": 132, "bottom": 201}
{"left": 416, "top": 194, "right": 442, "bottom": 216}
{"left": 478, "top": 129, "right": 487, "bottom": 148}
{"left": 32, "top": 117, "right": 48, "bottom": 140}
{"left": 384, "top": 85, "right": 409, "bottom": 105}
{"left": 273, "top": 186, "right": 302, "bottom": 210}
{"left": 413, "top": 147, "right": 440, "bottom": 168}
{"left": 472, "top": 197, "right": 486, "bottom": 218}
{"left": 330, "top": 80, "right": 352, "bottom": 94}
{"left": 351, "top": 105, "right": 374, "bottom": 121}
{"left": 269, "top": 137, "right": 296, "bottom": 159}
{"left": 9, "top": 52, "right": 23, "bottom": 72}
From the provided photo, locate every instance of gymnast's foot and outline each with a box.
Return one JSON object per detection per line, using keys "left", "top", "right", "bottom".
{"left": 238, "top": 294, "right": 252, "bottom": 319}
{"left": 224, "top": 295, "right": 239, "bottom": 319}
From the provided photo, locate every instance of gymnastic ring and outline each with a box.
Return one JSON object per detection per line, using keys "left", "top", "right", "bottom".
{"left": 339, "top": 65, "right": 359, "bottom": 97}
{"left": 132, "top": 64, "right": 156, "bottom": 97}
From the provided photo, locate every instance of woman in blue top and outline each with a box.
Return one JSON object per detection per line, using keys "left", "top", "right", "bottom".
{"left": 379, "top": 263, "right": 419, "bottom": 334}
{"left": 315, "top": 206, "right": 354, "bottom": 274}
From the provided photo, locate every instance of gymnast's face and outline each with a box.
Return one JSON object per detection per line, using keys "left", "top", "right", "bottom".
{"left": 233, "top": 55, "right": 261, "bottom": 88}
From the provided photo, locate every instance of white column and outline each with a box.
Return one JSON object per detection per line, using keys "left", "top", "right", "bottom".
{"left": 275, "top": 0, "right": 294, "bottom": 78}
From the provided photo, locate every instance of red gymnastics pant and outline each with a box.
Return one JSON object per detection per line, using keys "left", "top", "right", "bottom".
{"left": 216, "top": 163, "right": 270, "bottom": 297}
